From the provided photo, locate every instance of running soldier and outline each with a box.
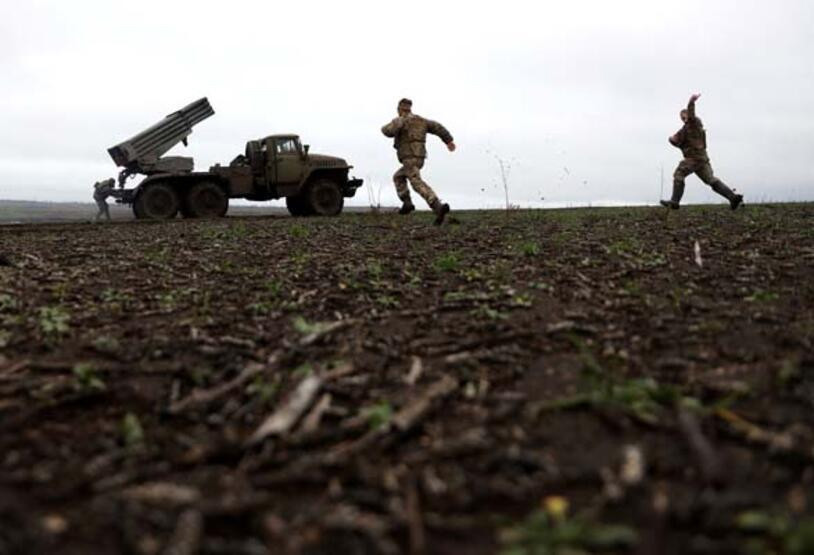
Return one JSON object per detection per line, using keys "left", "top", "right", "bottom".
{"left": 93, "top": 178, "right": 116, "bottom": 221}
{"left": 381, "top": 98, "right": 456, "bottom": 225}
{"left": 662, "top": 94, "right": 743, "bottom": 210}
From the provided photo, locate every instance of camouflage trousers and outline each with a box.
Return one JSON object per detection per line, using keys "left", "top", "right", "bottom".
{"left": 671, "top": 158, "right": 736, "bottom": 203}
{"left": 393, "top": 157, "right": 439, "bottom": 208}
{"left": 95, "top": 199, "right": 110, "bottom": 221}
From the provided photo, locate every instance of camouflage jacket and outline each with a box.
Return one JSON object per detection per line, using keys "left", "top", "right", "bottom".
{"left": 93, "top": 179, "right": 115, "bottom": 201}
{"left": 670, "top": 100, "right": 708, "bottom": 161}
{"left": 382, "top": 114, "right": 454, "bottom": 161}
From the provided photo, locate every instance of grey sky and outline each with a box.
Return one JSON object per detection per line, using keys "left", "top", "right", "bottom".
{"left": 1, "top": 0, "right": 812, "bottom": 208}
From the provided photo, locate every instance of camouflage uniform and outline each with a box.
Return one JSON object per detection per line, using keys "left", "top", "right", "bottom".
{"left": 93, "top": 178, "right": 115, "bottom": 221}
{"left": 381, "top": 113, "right": 454, "bottom": 210}
{"left": 668, "top": 99, "right": 740, "bottom": 206}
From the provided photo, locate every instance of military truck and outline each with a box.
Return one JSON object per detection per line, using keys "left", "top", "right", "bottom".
{"left": 107, "top": 98, "right": 362, "bottom": 219}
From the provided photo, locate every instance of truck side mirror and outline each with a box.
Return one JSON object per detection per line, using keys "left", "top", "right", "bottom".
{"left": 303, "top": 144, "right": 310, "bottom": 158}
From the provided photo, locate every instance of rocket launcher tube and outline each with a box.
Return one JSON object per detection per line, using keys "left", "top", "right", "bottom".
{"left": 107, "top": 97, "right": 215, "bottom": 171}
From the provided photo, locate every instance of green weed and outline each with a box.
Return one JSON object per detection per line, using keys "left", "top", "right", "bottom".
{"left": 292, "top": 316, "right": 330, "bottom": 335}
{"left": 736, "top": 511, "right": 814, "bottom": 555}
{"left": 292, "top": 363, "right": 314, "bottom": 378}
{"left": 745, "top": 290, "right": 779, "bottom": 303}
{"left": 38, "top": 306, "right": 70, "bottom": 339}
{"left": 100, "top": 288, "right": 131, "bottom": 304}
{"left": 291, "top": 251, "right": 310, "bottom": 269}
{"left": 472, "top": 305, "right": 508, "bottom": 321}
{"left": 158, "top": 292, "right": 177, "bottom": 311}
{"left": 501, "top": 506, "right": 637, "bottom": 554}
{"left": 462, "top": 267, "right": 484, "bottom": 282}
{"left": 92, "top": 335, "right": 121, "bottom": 354}
{"left": 530, "top": 281, "right": 555, "bottom": 293}
{"left": 248, "top": 301, "right": 275, "bottom": 315}
{"left": 510, "top": 294, "right": 533, "bottom": 308}
{"left": 289, "top": 224, "right": 309, "bottom": 239}
{"left": 434, "top": 253, "right": 461, "bottom": 272}
{"left": 366, "top": 259, "right": 384, "bottom": 279}
{"left": 0, "top": 293, "right": 18, "bottom": 312}
{"left": 120, "top": 413, "right": 145, "bottom": 447}
{"left": 264, "top": 280, "right": 283, "bottom": 297}
{"left": 606, "top": 237, "right": 642, "bottom": 255}
{"left": 376, "top": 295, "right": 400, "bottom": 308}
{"left": 246, "top": 377, "right": 278, "bottom": 404}
{"left": 535, "top": 338, "right": 711, "bottom": 423}
{"left": 518, "top": 241, "right": 540, "bottom": 257}
{"left": 72, "top": 363, "right": 106, "bottom": 392}
{"left": 364, "top": 402, "right": 393, "bottom": 430}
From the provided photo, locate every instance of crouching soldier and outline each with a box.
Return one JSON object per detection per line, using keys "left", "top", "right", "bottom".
{"left": 93, "top": 178, "right": 116, "bottom": 221}
{"left": 662, "top": 94, "right": 743, "bottom": 210}
{"left": 382, "top": 98, "right": 456, "bottom": 225}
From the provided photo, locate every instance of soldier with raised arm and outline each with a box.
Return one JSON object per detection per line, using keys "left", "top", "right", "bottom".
{"left": 661, "top": 94, "right": 743, "bottom": 210}
{"left": 93, "top": 178, "right": 116, "bottom": 222}
{"left": 382, "top": 98, "right": 456, "bottom": 225}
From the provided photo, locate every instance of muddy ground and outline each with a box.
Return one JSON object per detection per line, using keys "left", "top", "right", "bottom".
{"left": 1, "top": 205, "right": 813, "bottom": 555}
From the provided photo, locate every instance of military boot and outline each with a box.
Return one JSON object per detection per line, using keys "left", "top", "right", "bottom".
{"left": 398, "top": 201, "right": 415, "bottom": 215}
{"left": 710, "top": 180, "right": 740, "bottom": 208}
{"left": 661, "top": 181, "right": 684, "bottom": 209}
{"left": 431, "top": 200, "right": 450, "bottom": 226}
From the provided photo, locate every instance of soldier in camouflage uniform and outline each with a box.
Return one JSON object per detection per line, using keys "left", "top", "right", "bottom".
{"left": 382, "top": 98, "right": 456, "bottom": 225}
{"left": 662, "top": 94, "right": 743, "bottom": 210}
{"left": 93, "top": 178, "right": 116, "bottom": 221}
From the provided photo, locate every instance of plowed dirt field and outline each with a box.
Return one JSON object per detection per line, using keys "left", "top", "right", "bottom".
{"left": 1, "top": 205, "right": 813, "bottom": 554}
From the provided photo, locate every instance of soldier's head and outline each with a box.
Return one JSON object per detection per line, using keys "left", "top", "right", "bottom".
{"left": 397, "top": 98, "right": 413, "bottom": 116}
{"left": 680, "top": 109, "right": 689, "bottom": 123}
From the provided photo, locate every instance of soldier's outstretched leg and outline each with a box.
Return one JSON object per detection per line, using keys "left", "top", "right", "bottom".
{"left": 698, "top": 163, "right": 743, "bottom": 210}
{"left": 402, "top": 158, "right": 450, "bottom": 225}
{"left": 95, "top": 200, "right": 107, "bottom": 222}
{"left": 662, "top": 161, "right": 694, "bottom": 209}
{"left": 393, "top": 166, "right": 415, "bottom": 214}
{"left": 402, "top": 159, "right": 438, "bottom": 206}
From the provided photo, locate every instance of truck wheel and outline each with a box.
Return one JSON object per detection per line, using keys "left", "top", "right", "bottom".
{"left": 186, "top": 182, "right": 229, "bottom": 218}
{"left": 134, "top": 183, "right": 180, "bottom": 220}
{"left": 286, "top": 194, "right": 311, "bottom": 217}
{"left": 133, "top": 201, "right": 146, "bottom": 219}
{"left": 306, "top": 179, "right": 343, "bottom": 216}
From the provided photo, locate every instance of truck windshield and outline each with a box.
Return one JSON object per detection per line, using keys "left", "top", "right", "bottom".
{"left": 276, "top": 139, "right": 299, "bottom": 154}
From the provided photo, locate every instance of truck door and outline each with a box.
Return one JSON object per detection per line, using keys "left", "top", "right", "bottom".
{"left": 273, "top": 138, "right": 304, "bottom": 185}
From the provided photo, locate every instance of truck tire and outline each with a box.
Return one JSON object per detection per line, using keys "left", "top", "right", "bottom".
{"left": 134, "top": 183, "right": 180, "bottom": 220}
{"left": 133, "top": 201, "right": 146, "bottom": 219}
{"left": 185, "top": 182, "right": 229, "bottom": 218}
{"left": 306, "top": 178, "right": 343, "bottom": 216}
{"left": 286, "top": 194, "right": 311, "bottom": 217}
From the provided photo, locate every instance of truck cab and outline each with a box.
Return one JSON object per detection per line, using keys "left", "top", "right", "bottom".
{"left": 240, "top": 135, "right": 308, "bottom": 198}
{"left": 219, "top": 133, "right": 362, "bottom": 215}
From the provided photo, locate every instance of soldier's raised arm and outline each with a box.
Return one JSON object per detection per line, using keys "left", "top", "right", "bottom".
{"left": 381, "top": 117, "right": 404, "bottom": 138}
{"left": 687, "top": 93, "right": 701, "bottom": 120}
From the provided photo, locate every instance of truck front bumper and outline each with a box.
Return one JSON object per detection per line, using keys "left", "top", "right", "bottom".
{"left": 343, "top": 178, "right": 363, "bottom": 198}
{"left": 111, "top": 189, "right": 136, "bottom": 205}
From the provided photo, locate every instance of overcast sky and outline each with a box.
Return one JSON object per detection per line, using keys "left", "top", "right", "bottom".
{"left": 1, "top": 0, "right": 812, "bottom": 209}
